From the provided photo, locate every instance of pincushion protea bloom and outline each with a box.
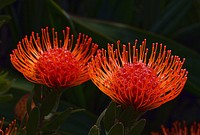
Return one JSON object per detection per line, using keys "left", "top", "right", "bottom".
{"left": 151, "top": 121, "right": 200, "bottom": 135}
{"left": 10, "top": 27, "right": 98, "bottom": 88}
{"left": 0, "top": 117, "right": 17, "bottom": 135}
{"left": 88, "top": 39, "right": 188, "bottom": 111}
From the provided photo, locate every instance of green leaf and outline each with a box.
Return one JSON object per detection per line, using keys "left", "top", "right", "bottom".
{"left": 0, "top": 0, "right": 15, "bottom": 9}
{"left": 40, "top": 91, "right": 60, "bottom": 116}
{"left": 140, "top": 0, "right": 161, "bottom": 29}
{"left": 119, "top": 106, "right": 145, "bottom": 126}
{"left": 173, "top": 23, "right": 200, "bottom": 51}
{"left": 0, "top": 72, "right": 12, "bottom": 95}
{"left": 108, "top": 122, "right": 124, "bottom": 135}
{"left": 70, "top": 15, "right": 194, "bottom": 57}
{"left": 26, "top": 107, "right": 40, "bottom": 135}
{"left": 103, "top": 101, "right": 116, "bottom": 131}
{"left": 32, "top": 84, "right": 44, "bottom": 106}
{"left": 0, "top": 81, "right": 11, "bottom": 94}
{"left": 42, "top": 108, "right": 73, "bottom": 131}
{"left": 150, "top": 0, "right": 191, "bottom": 33}
{"left": 127, "top": 119, "right": 146, "bottom": 135}
{"left": 0, "top": 94, "right": 13, "bottom": 103}
{"left": 161, "top": 1, "right": 192, "bottom": 34}
{"left": 0, "top": 15, "right": 11, "bottom": 28}
{"left": 46, "top": 0, "right": 76, "bottom": 33}
{"left": 8, "top": 73, "right": 34, "bottom": 92}
{"left": 62, "top": 85, "right": 87, "bottom": 108}
{"left": 57, "top": 100, "right": 97, "bottom": 135}
{"left": 88, "top": 125, "right": 100, "bottom": 135}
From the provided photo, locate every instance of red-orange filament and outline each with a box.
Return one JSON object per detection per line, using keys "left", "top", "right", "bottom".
{"left": 10, "top": 27, "right": 98, "bottom": 89}
{"left": 88, "top": 39, "right": 188, "bottom": 111}
{"left": 0, "top": 117, "right": 17, "bottom": 135}
{"left": 109, "top": 62, "right": 160, "bottom": 110}
{"left": 36, "top": 48, "right": 81, "bottom": 88}
{"left": 151, "top": 121, "right": 200, "bottom": 135}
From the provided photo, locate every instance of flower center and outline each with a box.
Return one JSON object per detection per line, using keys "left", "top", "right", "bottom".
{"left": 36, "top": 48, "right": 80, "bottom": 88}
{"left": 110, "top": 62, "right": 161, "bottom": 107}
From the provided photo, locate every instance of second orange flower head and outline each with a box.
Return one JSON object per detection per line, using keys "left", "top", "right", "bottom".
{"left": 10, "top": 27, "right": 98, "bottom": 88}
{"left": 88, "top": 39, "right": 188, "bottom": 111}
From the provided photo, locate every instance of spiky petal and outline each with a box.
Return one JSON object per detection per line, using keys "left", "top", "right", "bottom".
{"left": 88, "top": 39, "right": 188, "bottom": 111}
{"left": 10, "top": 27, "right": 98, "bottom": 88}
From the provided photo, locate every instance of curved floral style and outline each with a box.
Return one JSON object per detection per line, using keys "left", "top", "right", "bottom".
{"left": 88, "top": 39, "right": 188, "bottom": 111}
{"left": 151, "top": 121, "right": 200, "bottom": 135}
{"left": 10, "top": 27, "right": 98, "bottom": 88}
{"left": 0, "top": 117, "right": 17, "bottom": 135}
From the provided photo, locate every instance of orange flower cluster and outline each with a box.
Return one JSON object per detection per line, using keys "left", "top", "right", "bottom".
{"left": 151, "top": 121, "right": 200, "bottom": 135}
{"left": 10, "top": 26, "right": 188, "bottom": 112}
{"left": 0, "top": 117, "right": 17, "bottom": 135}
{"left": 88, "top": 39, "right": 188, "bottom": 111}
{"left": 10, "top": 27, "right": 98, "bottom": 88}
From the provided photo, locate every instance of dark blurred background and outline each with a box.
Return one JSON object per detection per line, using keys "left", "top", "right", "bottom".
{"left": 0, "top": 0, "right": 200, "bottom": 134}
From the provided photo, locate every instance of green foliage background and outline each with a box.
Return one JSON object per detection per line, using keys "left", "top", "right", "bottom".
{"left": 0, "top": 0, "right": 200, "bottom": 134}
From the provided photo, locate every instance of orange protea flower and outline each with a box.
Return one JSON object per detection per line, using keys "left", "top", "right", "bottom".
{"left": 88, "top": 39, "right": 188, "bottom": 111}
{"left": 151, "top": 121, "right": 200, "bottom": 135}
{"left": 14, "top": 94, "right": 35, "bottom": 121}
{"left": 0, "top": 117, "right": 17, "bottom": 135}
{"left": 10, "top": 27, "right": 98, "bottom": 88}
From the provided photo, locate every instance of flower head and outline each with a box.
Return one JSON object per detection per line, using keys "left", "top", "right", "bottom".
{"left": 0, "top": 117, "right": 17, "bottom": 135}
{"left": 10, "top": 27, "right": 98, "bottom": 88}
{"left": 151, "top": 121, "right": 200, "bottom": 135}
{"left": 88, "top": 39, "right": 188, "bottom": 111}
